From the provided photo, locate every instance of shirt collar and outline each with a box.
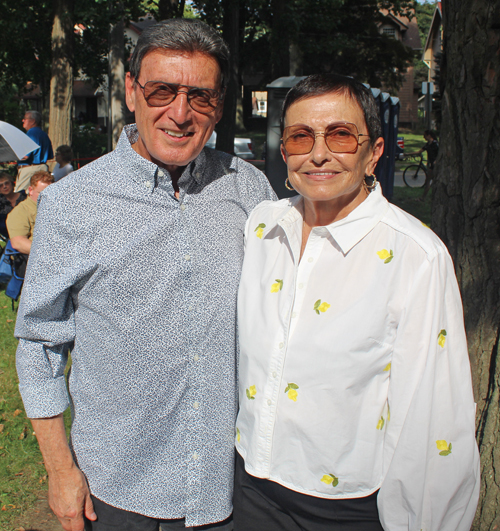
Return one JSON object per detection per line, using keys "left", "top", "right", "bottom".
{"left": 119, "top": 124, "right": 207, "bottom": 187}
{"left": 276, "top": 184, "right": 390, "bottom": 255}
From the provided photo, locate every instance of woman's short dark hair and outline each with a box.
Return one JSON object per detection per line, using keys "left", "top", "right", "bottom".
{"left": 129, "top": 19, "right": 230, "bottom": 92}
{"left": 0, "top": 172, "right": 14, "bottom": 183}
{"left": 55, "top": 145, "right": 73, "bottom": 163}
{"left": 280, "top": 74, "right": 382, "bottom": 145}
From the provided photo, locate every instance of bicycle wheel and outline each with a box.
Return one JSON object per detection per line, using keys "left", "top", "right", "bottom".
{"left": 403, "top": 164, "right": 426, "bottom": 188}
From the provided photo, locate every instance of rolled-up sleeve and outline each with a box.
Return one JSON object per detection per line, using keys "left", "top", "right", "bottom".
{"left": 378, "top": 247, "right": 480, "bottom": 531}
{"left": 15, "top": 191, "right": 83, "bottom": 418}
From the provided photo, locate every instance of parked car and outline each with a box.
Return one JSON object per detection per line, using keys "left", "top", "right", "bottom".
{"left": 205, "top": 131, "right": 255, "bottom": 160}
{"left": 396, "top": 136, "right": 405, "bottom": 160}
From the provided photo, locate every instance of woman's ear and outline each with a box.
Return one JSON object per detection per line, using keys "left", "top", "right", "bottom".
{"left": 280, "top": 144, "right": 288, "bottom": 165}
{"left": 365, "top": 137, "right": 384, "bottom": 175}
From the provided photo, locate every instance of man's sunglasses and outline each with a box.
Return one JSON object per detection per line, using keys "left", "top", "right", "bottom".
{"left": 135, "top": 80, "right": 224, "bottom": 114}
{"left": 282, "top": 122, "right": 370, "bottom": 155}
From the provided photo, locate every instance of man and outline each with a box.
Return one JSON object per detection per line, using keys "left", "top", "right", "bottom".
{"left": 7, "top": 170, "right": 53, "bottom": 255}
{"left": 15, "top": 19, "right": 274, "bottom": 531}
{"left": 15, "top": 110, "right": 54, "bottom": 192}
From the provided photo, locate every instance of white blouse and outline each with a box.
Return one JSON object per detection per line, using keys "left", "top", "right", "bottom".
{"left": 236, "top": 185, "right": 480, "bottom": 531}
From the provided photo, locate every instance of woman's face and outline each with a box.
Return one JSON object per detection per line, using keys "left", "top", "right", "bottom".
{"left": 0, "top": 178, "right": 13, "bottom": 196}
{"left": 281, "top": 92, "right": 383, "bottom": 217}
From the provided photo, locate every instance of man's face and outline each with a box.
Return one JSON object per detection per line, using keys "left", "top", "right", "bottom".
{"left": 125, "top": 50, "right": 223, "bottom": 175}
{"left": 22, "top": 114, "right": 36, "bottom": 131}
{"left": 28, "top": 181, "right": 50, "bottom": 202}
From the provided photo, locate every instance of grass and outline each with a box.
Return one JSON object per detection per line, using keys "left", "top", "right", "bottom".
{"left": 0, "top": 292, "right": 47, "bottom": 530}
{"left": 390, "top": 187, "right": 432, "bottom": 227}
{"left": 0, "top": 291, "right": 71, "bottom": 530}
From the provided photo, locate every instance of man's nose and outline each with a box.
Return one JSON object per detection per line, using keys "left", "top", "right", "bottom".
{"left": 165, "top": 91, "right": 192, "bottom": 123}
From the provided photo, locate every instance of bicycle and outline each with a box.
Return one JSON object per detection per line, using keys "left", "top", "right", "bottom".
{"left": 403, "top": 155, "right": 428, "bottom": 188}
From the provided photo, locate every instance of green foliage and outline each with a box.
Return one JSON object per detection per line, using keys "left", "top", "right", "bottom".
{"left": 193, "top": 0, "right": 416, "bottom": 90}
{"left": 72, "top": 123, "right": 108, "bottom": 161}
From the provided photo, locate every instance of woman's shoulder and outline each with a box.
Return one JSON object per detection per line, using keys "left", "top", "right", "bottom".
{"left": 381, "top": 202, "right": 449, "bottom": 260}
{"left": 248, "top": 196, "right": 298, "bottom": 222}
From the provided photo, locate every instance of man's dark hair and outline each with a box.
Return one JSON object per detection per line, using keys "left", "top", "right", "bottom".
{"left": 55, "top": 145, "right": 74, "bottom": 163}
{"left": 25, "top": 110, "right": 42, "bottom": 127}
{"left": 280, "top": 74, "right": 382, "bottom": 144}
{"left": 129, "top": 19, "right": 230, "bottom": 92}
{"left": 424, "top": 129, "right": 438, "bottom": 140}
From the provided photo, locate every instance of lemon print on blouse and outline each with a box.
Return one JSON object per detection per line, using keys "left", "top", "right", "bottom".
{"left": 438, "top": 329, "right": 447, "bottom": 348}
{"left": 236, "top": 427, "right": 241, "bottom": 443}
{"left": 321, "top": 474, "right": 339, "bottom": 487}
{"left": 284, "top": 383, "right": 299, "bottom": 401}
{"left": 271, "top": 279, "right": 283, "bottom": 293}
{"left": 314, "top": 299, "right": 331, "bottom": 315}
{"left": 383, "top": 363, "right": 391, "bottom": 372}
{"left": 377, "top": 249, "right": 394, "bottom": 263}
{"left": 254, "top": 223, "right": 266, "bottom": 239}
{"left": 376, "top": 416, "right": 385, "bottom": 430}
{"left": 436, "top": 440, "right": 452, "bottom": 456}
{"left": 246, "top": 385, "right": 257, "bottom": 400}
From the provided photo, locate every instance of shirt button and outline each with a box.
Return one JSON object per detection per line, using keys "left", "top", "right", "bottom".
{"left": 193, "top": 452, "right": 199, "bottom": 460}
{"left": 308, "top": 257, "right": 313, "bottom": 263}
{"left": 279, "top": 342, "right": 284, "bottom": 349}
{"left": 193, "top": 401, "right": 200, "bottom": 409}
{"left": 180, "top": 204, "right": 186, "bottom": 211}
{"left": 272, "top": 371, "right": 277, "bottom": 378}
{"left": 184, "top": 254, "right": 191, "bottom": 261}
{"left": 194, "top": 354, "right": 200, "bottom": 362}
{"left": 267, "top": 399, "right": 272, "bottom": 406}
{"left": 298, "top": 283, "right": 304, "bottom": 289}
{"left": 145, "top": 181, "right": 151, "bottom": 188}
{"left": 157, "top": 170, "right": 164, "bottom": 177}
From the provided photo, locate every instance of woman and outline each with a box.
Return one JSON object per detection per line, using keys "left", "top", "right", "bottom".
{"left": 0, "top": 172, "right": 26, "bottom": 238}
{"left": 52, "top": 144, "right": 74, "bottom": 182}
{"left": 234, "top": 75, "right": 479, "bottom": 531}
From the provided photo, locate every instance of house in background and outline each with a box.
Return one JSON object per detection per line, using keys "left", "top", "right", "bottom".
{"left": 422, "top": 2, "right": 443, "bottom": 83}
{"left": 379, "top": 9, "right": 422, "bottom": 129}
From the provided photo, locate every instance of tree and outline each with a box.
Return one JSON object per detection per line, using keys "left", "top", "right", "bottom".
{"left": 49, "top": 0, "right": 74, "bottom": 148}
{"left": 433, "top": 1, "right": 500, "bottom": 529}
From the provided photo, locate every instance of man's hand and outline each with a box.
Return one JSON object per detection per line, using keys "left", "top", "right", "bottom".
{"left": 48, "top": 464, "right": 97, "bottom": 531}
{"left": 30, "top": 415, "right": 97, "bottom": 531}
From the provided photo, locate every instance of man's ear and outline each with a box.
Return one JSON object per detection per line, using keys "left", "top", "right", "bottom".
{"left": 27, "top": 186, "right": 33, "bottom": 198}
{"left": 125, "top": 73, "right": 136, "bottom": 113}
{"left": 214, "top": 100, "right": 224, "bottom": 124}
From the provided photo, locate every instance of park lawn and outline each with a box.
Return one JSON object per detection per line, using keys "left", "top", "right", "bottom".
{"left": 0, "top": 185, "right": 430, "bottom": 528}
{"left": 0, "top": 293, "right": 71, "bottom": 530}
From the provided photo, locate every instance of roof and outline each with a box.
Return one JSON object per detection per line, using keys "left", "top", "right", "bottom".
{"left": 423, "top": 3, "right": 443, "bottom": 57}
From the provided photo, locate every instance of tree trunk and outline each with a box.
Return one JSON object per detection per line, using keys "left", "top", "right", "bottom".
{"left": 109, "top": 17, "right": 125, "bottom": 149}
{"left": 433, "top": 1, "right": 500, "bottom": 529}
{"left": 216, "top": 0, "right": 239, "bottom": 154}
{"left": 270, "top": 0, "right": 289, "bottom": 79}
{"left": 48, "top": 0, "right": 74, "bottom": 149}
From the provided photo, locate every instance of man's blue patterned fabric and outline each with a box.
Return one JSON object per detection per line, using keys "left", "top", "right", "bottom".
{"left": 15, "top": 125, "right": 275, "bottom": 526}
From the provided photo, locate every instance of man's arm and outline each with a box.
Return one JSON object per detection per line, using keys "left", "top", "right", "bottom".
{"left": 10, "top": 235, "right": 31, "bottom": 254}
{"left": 31, "top": 415, "right": 96, "bottom": 531}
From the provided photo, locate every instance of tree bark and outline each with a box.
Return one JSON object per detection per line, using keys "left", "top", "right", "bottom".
{"left": 48, "top": 0, "right": 74, "bottom": 149}
{"left": 109, "top": 17, "right": 125, "bottom": 149}
{"left": 433, "top": 1, "right": 500, "bottom": 529}
{"left": 216, "top": 0, "right": 239, "bottom": 154}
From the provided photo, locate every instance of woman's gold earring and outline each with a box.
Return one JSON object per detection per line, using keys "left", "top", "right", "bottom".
{"left": 285, "top": 177, "right": 295, "bottom": 191}
{"left": 363, "top": 174, "right": 377, "bottom": 192}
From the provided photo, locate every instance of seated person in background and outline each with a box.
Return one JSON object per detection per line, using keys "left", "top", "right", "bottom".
{"left": 52, "top": 145, "right": 74, "bottom": 181}
{"left": 7, "top": 171, "right": 54, "bottom": 258}
{"left": 0, "top": 172, "right": 26, "bottom": 239}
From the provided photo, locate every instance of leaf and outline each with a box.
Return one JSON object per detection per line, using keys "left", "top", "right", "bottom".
{"left": 288, "top": 383, "right": 299, "bottom": 390}
{"left": 439, "top": 450, "right": 451, "bottom": 456}
{"left": 314, "top": 299, "right": 321, "bottom": 310}
{"left": 284, "top": 385, "right": 290, "bottom": 393}
{"left": 332, "top": 476, "right": 339, "bottom": 487}
{"left": 246, "top": 388, "right": 251, "bottom": 400}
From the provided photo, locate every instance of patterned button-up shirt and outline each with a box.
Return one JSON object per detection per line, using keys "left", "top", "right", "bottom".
{"left": 15, "top": 125, "right": 275, "bottom": 526}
